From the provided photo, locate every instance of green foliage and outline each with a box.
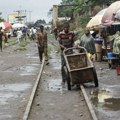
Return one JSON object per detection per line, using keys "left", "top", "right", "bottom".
{"left": 14, "top": 47, "right": 27, "bottom": 52}
{"left": 58, "top": 6, "right": 73, "bottom": 17}
{"left": 34, "top": 19, "right": 46, "bottom": 27}
{"left": 7, "top": 39, "right": 17, "bottom": 47}
{"left": 0, "top": 19, "right": 4, "bottom": 22}
{"left": 19, "top": 41, "right": 29, "bottom": 47}
{"left": 58, "top": 0, "right": 117, "bottom": 29}
{"left": 60, "top": 0, "right": 116, "bottom": 16}
{"left": 79, "top": 15, "right": 91, "bottom": 27}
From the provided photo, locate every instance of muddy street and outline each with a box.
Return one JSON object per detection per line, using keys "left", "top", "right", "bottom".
{"left": 85, "top": 62, "right": 120, "bottom": 120}
{"left": 0, "top": 40, "right": 40, "bottom": 120}
{"left": 0, "top": 34, "right": 120, "bottom": 120}
{"left": 28, "top": 40, "right": 92, "bottom": 120}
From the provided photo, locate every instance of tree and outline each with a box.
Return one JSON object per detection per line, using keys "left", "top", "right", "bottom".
{"left": 34, "top": 19, "right": 46, "bottom": 27}
{"left": 0, "top": 12, "right": 5, "bottom": 22}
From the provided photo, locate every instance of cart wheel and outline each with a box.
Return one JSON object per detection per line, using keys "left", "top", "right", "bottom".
{"left": 93, "top": 67, "right": 99, "bottom": 87}
{"left": 64, "top": 66, "right": 71, "bottom": 90}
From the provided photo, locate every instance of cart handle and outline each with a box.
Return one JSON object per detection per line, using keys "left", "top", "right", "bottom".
{"left": 63, "top": 46, "right": 88, "bottom": 56}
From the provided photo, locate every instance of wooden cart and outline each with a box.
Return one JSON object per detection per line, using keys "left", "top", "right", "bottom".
{"left": 63, "top": 47, "right": 98, "bottom": 90}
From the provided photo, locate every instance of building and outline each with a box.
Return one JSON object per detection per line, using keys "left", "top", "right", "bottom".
{"left": 8, "top": 12, "right": 26, "bottom": 24}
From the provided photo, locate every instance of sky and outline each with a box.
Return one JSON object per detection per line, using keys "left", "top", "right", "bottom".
{"left": 0, "top": 0, "right": 61, "bottom": 23}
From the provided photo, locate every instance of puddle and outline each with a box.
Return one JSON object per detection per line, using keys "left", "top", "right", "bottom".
{"left": 0, "top": 114, "right": 12, "bottom": 119}
{"left": 49, "top": 59, "right": 61, "bottom": 70}
{"left": 20, "top": 65, "right": 38, "bottom": 76}
{"left": 91, "top": 89, "right": 120, "bottom": 111}
{"left": 27, "top": 64, "right": 40, "bottom": 66}
{"left": 20, "top": 73, "right": 36, "bottom": 76}
{"left": 27, "top": 56, "right": 39, "bottom": 59}
{"left": 43, "top": 78, "right": 62, "bottom": 92}
{"left": 0, "top": 83, "right": 31, "bottom": 105}
{"left": 48, "top": 79, "right": 62, "bottom": 91}
{"left": 52, "top": 66, "right": 61, "bottom": 70}
{"left": 0, "top": 93, "right": 18, "bottom": 105}
{"left": 0, "top": 83, "right": 31, "bottom": 91}
{"left": 26, "top": 53, "right": 39, "bottom": 59}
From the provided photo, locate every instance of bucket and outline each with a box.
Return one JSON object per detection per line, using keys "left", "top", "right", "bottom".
{"left": 95, "top": 43, "right": 102, "bottom": 61}
{"left": 107, "top": 52, "right": 113, "bottom": 58}
{"left": 116, "top": 66, "right": 120, "bottom": 75}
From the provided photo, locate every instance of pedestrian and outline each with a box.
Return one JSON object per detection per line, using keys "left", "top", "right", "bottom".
{"left": 31, "top": 27, "right": 36, "bottom": 40}
{"left": 1, "top": 29, "right": 6, "bottom": 49}
{"left": 22, "top": 27, "right": 27, "bottom": 41}
{"left": 26, "top": 28, "right": 31, "bottom": 40}
{"left": 79, "top": 29, "right": 96, "bottom": 55}
{"left": 36, "top": 25, "right": 49, "bottom": 65}
{"left": 53, "top": 27, "right": 58, "bottom": 40}
{"left": 57, "top": 25, "right": 75, "bottom": 85}
{"left": 0, "top": 27, "right": 3, "bottom": 51}
{"left": 17, "top": 28, "right": 23, "bottom": 43}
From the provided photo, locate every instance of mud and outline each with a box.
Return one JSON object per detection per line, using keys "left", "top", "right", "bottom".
{"left": 0, "top": 40, "right": 40, "bottom": 120}
{"left": 0, "top": 35, "right": 120, "bottom": 120}
{"left": 29, "top": 37, "right": 92, "bottom": 120}
{"left": 86, "top": 62, "right": 120, "bottom": 120}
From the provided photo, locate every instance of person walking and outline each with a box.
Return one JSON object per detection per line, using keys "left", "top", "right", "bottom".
{"left": 80, "top": 29, "right": 96, "bottom": 55}
{"left": 31, "top": 27, "right": 36, "bottom": 40}
{"left": 53, "top": 27, "right": 58, "bottom": 40}
{"left": 22, "top": 27, "right": 27, "bottom": 41}
{"left": 17, "top": 28, "right": 23, "bottom": 43}
{"left": 0, "top": 27, "right": 3, "bottom": 51}
{"left": 57, "top": 25, "right": 75, "bottom": 85}
{"left": 36, "top": 25, "right": 49, "bottom": 65}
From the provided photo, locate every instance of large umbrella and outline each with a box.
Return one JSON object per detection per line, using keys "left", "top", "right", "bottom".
{"left": 12, "top": 23, "right": 27, "bottom": 29}
{"left": 0, "top": 22, "right": 12, "bottom": 30}
{"left": 114, "top": 9, "right": 120, "bottom": 20}
{"left": 87, "top": 8, "right": 107, "bottom": 28}
{"left": 102, "top": 1, "right": 120, "bottom": 26}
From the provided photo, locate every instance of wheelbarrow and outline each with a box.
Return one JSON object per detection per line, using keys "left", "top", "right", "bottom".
{"left": 63, "top": 46, "right": 98, "bottom": 90}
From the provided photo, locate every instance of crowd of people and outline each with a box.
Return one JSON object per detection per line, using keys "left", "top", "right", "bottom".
{"left": 0, "top": 26, "right": 38, "bottom": 51}
{"left": 16, "top": 27, "right": 37, "bottom": 43}
{"left": 1, "top": 23, "right": 120, "bottom": 85}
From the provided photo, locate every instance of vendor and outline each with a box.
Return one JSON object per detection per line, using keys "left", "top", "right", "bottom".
{"left": 112, "top": 31, "right": 120, "bottom": 54}
{"left": 79, "top": 28, "right": 96, "bottom": 54}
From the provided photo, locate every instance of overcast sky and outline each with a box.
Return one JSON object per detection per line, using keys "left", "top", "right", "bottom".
{"left": 0, "top": 0, "right": 61, "bottom": 23}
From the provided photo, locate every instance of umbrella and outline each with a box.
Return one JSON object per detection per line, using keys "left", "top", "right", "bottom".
{"left": 12, "top": 23, "right": 27, "bottom": 29}
{"left": 86, "top": 8, "right": 107, "bottom": 28}
{"left": 0, "top": 22, "right": 12, "bottom": 30}
{"left": 102, "top": 1, "right": 120, "bottom": 26}
{"left": 115, "top": 9, "right": 120, "bottom": 20}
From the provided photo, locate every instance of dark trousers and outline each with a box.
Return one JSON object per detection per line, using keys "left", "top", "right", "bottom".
{"left": 0, "top": 40, "right": 2, "bottom": 51}
{"left": 61, "top": 52, "right": 67, "bottom": 82}
{"left": 38, "top": 46, "right": 48, "bottom": 62}
{"left": 38, "top": 46, "right": 43, "bottom": 62}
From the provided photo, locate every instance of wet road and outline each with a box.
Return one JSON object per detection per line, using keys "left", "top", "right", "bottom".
{"left": 86, "top": 62, "right": 120, "bottom": 120}
{"left": 0, "top": 41, "right": 40, "bottom": 120}
{"left": 28, "top": 38, "right": 92, "bottom": 120}
{"left": 0, "top": 35, "right": 120, "bottom": 120}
